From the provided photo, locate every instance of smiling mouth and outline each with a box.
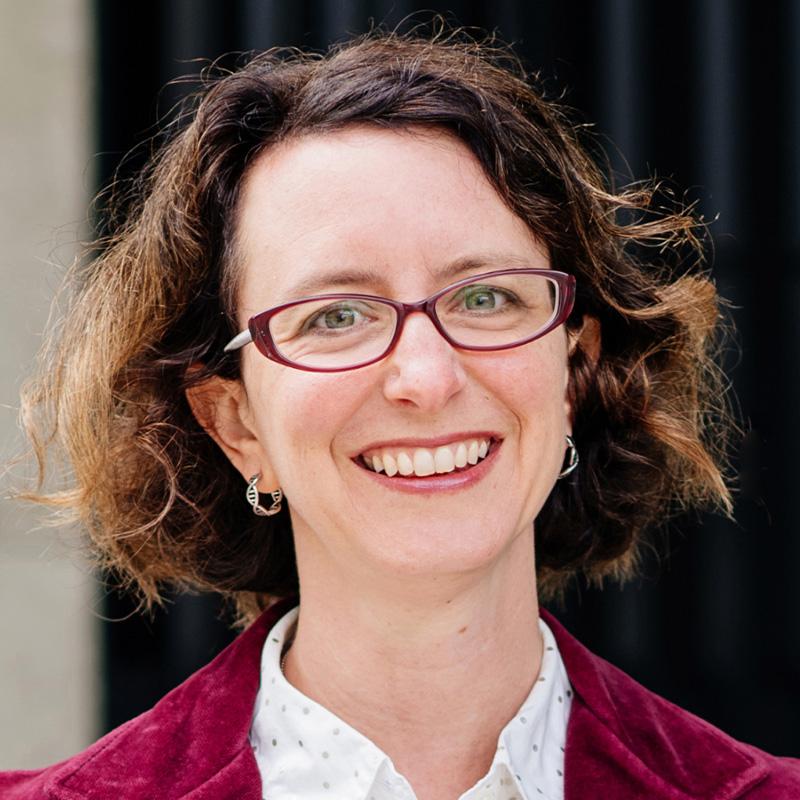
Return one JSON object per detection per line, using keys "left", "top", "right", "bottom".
{"left": 358, "top": 437, "right": 498, "bottom": 478}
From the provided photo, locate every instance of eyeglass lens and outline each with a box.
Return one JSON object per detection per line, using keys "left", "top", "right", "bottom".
{"left": 267, "top": 273, "right": 559, "bottom": 370}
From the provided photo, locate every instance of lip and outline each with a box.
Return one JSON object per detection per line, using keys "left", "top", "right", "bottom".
{"left": 352, "top": 430, "right": 502, "bottom": 458}
{"left": 353, "top": 438, "right": 503, "bottom": 495}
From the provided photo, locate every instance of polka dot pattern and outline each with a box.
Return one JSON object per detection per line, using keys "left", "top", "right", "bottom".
{"left": 250, "top": 607, "right": 572, "bottom": 799}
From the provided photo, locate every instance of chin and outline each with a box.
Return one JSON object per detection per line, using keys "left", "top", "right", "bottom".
{"left": 359, "top": 520, "right": 529, "bottom": 578}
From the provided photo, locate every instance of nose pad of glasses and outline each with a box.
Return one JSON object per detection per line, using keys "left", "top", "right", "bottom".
{"left": 383, "top": 311, "right": 467, "bottom": 402}
{"left": 390, "top": 308, "right": 454, "bottom": 355}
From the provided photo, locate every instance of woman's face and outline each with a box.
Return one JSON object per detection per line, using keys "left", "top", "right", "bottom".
{"left": 231, "top": 126, "right": 574, "bottom": 582}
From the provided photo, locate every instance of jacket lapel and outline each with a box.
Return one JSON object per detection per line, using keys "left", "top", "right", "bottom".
{"left": 541, "top": 610, "right": 770, "bottom": 800}
{"left": 49, "top": 599, "right": 770, "bottom": 800}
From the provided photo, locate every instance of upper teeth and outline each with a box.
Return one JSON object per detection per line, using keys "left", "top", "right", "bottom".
{"left": 362, "top": 438, "right": 491, "bottom": 477}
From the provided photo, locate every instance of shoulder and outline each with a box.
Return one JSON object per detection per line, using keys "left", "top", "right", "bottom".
{"left": 0, "top": 719, "right": 139, "bottom": 800}
{"left": 748, "top": 752, "right": 800, "bottom": 797}
{"left": 0, "top": 597, "right": 297, "bottom": 800}
{"left": 542, "top": 609, "right": 800, "bottom": 799}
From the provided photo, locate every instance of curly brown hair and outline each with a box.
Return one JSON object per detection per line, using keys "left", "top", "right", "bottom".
{"left": 20, "top": 26, "right": 736, "bottom": 625}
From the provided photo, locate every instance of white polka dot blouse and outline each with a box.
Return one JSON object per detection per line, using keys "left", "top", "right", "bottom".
{"left": 249, "top": 607, "right": 572, "bottom": 799}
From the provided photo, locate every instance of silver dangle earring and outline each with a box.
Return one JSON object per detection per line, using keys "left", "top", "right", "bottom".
{"left": 558, "top": 435, "right": 579, "bottom": 479}
{"left": 246, "top": 473, "right": 283, "bottom": 517}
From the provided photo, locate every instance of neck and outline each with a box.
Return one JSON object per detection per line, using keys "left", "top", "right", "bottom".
{"left": 283, "top": 526, "right": 542, "bottom": 796}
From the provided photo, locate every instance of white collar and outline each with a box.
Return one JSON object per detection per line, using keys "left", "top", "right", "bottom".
{"left": 250, "top": 606, "right": 572, "bottom": 799}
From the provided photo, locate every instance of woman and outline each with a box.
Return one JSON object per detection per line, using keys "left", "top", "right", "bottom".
{"left": 2, "top": 28, "right": 798, "bottom": 800}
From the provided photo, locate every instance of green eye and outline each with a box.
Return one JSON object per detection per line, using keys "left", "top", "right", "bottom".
{"left": 464, "top": 287, "right": 500, "bottom": 310}
{"left": 320, "top": 307, "right": 356, "bottom": 328}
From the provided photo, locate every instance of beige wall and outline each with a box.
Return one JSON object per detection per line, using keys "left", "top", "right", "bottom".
{"left": 0, "top": 0, "right": 98, "bottom": 768}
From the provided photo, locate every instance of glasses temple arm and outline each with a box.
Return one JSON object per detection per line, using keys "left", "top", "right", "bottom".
{"left": 223, "top": 329, "right": 253, "bottom": 352}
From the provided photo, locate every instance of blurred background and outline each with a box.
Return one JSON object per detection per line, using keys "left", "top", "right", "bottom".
{"left": 2, "top": 0, "right": 798, "bottom": 768}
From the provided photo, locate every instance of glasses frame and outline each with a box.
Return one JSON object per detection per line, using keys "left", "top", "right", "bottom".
{"left": 223, "top": 268, "right": 576, "bottom": 373}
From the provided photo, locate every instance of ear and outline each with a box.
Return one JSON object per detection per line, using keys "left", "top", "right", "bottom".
{"left": 185, "top": 371, "right": 280, "bottom": 490}
{"left": 565, "top": 315, "right": 601, "bottom": 429}
{"left": 569, "top": 315, "right": 601, "bottom": 361}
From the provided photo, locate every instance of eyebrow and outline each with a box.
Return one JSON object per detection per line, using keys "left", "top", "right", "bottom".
{"left": 283, "top": 253, "right": 539, "bottom": 299}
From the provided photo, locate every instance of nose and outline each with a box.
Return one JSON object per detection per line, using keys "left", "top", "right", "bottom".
{"left": 381, "top": 311, "right": 467, "bottom": 412}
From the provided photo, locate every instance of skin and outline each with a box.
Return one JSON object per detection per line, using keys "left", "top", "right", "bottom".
{"left": 189, "top": 126, "right": 591, "bottom": 799}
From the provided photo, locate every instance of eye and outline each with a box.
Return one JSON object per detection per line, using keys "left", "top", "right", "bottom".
{"left": 460, "top": 285, "right": 514, "bottom": 311}
{"left": 301, "top": 301, "right": 377, "bottom": 334}
{"left": 312, "top": 306, "right": 359, "bottom": 329}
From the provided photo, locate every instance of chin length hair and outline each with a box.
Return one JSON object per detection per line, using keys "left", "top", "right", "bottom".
{"left": 19, "top": 25, "right": 737, "bottom": 625}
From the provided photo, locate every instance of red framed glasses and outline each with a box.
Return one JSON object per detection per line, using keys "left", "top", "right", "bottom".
{"left": 223, "top": 268, "right": 576, "bottom": 373}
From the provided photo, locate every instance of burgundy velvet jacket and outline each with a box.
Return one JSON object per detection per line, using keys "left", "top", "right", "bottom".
{"left": 2, "top": 597, "right": 798, "bottom": 799}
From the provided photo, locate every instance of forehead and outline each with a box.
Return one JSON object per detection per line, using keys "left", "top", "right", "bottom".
{"left": 233, "top": 126, "right": 547, "bottom": 314}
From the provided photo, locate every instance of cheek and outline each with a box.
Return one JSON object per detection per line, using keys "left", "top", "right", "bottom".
{"left": 481, "top": 337, "right": 568, "bottom": 421}
{"left": 480, "top": 340, "right": 570, "bottom": 479}
{"left": 246, "top": 366, "right": 369, "bottom": 477}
